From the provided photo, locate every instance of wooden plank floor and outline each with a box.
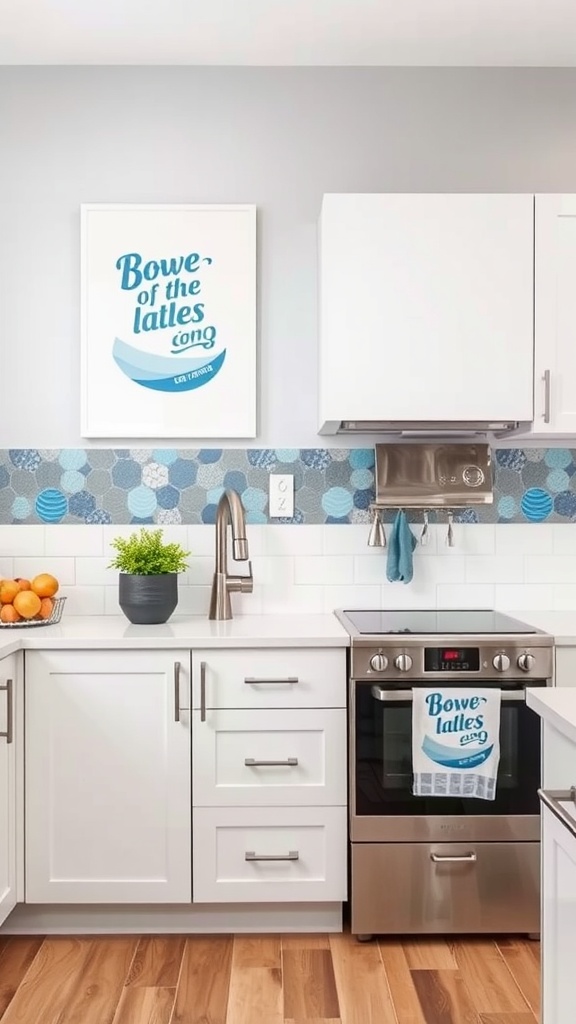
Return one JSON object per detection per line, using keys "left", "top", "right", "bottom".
{"left": 0, "top": 932, "right": 540, "bottom": 1024}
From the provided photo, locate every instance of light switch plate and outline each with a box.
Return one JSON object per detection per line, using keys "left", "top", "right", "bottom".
{"left": 269, "top": 474, "right": 294, "bottom": 518}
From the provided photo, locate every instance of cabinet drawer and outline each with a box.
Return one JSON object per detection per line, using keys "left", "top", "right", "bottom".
{"left": 193, "top": 806, "right": 347, "bottom": 903}
{"left": 193, "top": 708, "right": 346, "bottom": 807}
{"left": 192, "top": 649, "right": 346, "bottom": 710}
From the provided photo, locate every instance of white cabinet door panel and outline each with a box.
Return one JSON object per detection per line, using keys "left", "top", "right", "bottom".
{"left": 0, "top": 655, "right": 18, "bottom": 926}
{"left": 542, "top": 803, "right": 576, "bottom": 1023}
{"left": 25, "top": 650, "right": 191, "bottom": 904}
{"left": 193, "top": 707, "right": 346, "bottom": 806}
{"left": 192, "top": 649, "right": 346, "bottom": 710}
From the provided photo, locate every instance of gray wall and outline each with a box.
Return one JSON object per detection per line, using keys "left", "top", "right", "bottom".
{"left": 3, "top": 67, "right": 576, "bottom": 448}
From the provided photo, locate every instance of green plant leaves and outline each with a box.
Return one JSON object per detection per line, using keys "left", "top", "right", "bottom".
{"left": 108, "top": 528, "right": 190, "bottom": 575}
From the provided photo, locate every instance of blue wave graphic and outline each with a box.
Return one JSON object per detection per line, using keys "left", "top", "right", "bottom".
{"left": 112, "top": 338, "right": 226, "bottom": 393}
{"left": 422, "top": 734, "right": 494, "bottom": 770}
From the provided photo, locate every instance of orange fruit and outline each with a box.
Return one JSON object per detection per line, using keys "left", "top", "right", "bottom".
{"left": 0, "top": 604, "right": 21, "bottom": 623}
{"left": 30, "top": 573, "right": 59, "bottom": 598}
{"left": 13, "top": 590, "right": 41, "bottom": 619}
{"left": 37, "top": 597, "right": 54, "bottom": 620}
{"left": 15, "top": 578, "right": 31, "bottom": 591}
{"left": 0, "top": 580, "right": 20, "bottom": 604}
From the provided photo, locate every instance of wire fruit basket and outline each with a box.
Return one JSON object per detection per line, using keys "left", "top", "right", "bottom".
{"left": 0, "top": 596, "right": 66, "bottom": 628}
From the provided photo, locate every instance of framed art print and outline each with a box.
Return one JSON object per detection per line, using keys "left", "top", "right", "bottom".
{"left": 81, "top": 203, "right": 257, "bottom": 438}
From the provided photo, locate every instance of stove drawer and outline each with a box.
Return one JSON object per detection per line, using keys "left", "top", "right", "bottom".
{"left": 351, "top": 841, "right": 540, "bottom": 935}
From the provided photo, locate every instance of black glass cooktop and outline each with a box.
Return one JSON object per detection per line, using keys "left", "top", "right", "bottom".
{"left": 341, "top": 609, "right": 538, "bottom": 636}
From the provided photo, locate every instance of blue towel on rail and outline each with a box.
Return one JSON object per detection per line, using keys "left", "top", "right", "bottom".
{"left": 386, "top": 510, "right": 417, "bottom": 584}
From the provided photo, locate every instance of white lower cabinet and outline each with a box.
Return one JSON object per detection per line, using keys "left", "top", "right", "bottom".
{"left": 192, "top": 647, "right": 348, "bottom": 905}
{"left": 25, "top": 649, "right": 192, "bottom": 904}
{"left": 541, "top": 801, "right": 576, "bottom": 1023}
{"left": 0, "top": 654, "right": 20, "bottom": 926}
{"left": 193, "top": 806, "right": 347, "bottom": 903}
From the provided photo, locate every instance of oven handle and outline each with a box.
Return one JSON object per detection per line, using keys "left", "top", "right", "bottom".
{"left": 370, "top": 686, "right": 527, "bottom": 702}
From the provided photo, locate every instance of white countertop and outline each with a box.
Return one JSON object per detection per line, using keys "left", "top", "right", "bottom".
{"left": 527, "top": 687, "right": 576, "bottom": 745}
{"left": 0, "top": 613, "right": 350, "bottom": 656}
{"left": 509, "top": 611, "right": 576, "bottom": 646}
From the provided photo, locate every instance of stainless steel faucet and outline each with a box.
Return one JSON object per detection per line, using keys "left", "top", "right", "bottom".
{"left": 209, "top": 489, "right": 253, "bottom": 620}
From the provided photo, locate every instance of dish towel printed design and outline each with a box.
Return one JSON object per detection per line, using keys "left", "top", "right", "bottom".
{"left": 412, "top": 687, "right": 501, "bottom": 800}
{"left": 386, "top": 510, "right": 417, "bottom": 583}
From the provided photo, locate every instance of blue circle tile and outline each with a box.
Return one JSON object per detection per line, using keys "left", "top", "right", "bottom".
{"left": 547, "top": 469, "right": 570, "bottom": 493}
{"left": 69, "top": 491, "right": 96, "bottom": 518}
{"left": 9, "top": 449, "right": 41, "bottom": 471}
{"left": 322, "top": 487, "right": 354, "bottom": 518}
{"left": 521, "top": 487, "right": 553, "bottom": 522}
{"left": 301, "top": 449, "right": 331, "bottom": 470}
{"left": 224, "top": 470, "right": 247, "bottom": 493}
{"left": 61, "top": 470, "right": 86, "bottom": 494}
{"left": 112, "top": 459, "right": 142, "bottom": 489}
{"left": 350, "top": 468, "right": 374, "bottom": 490}
{"left": 169, "top": 459, "right": 198, "bottom": 488}
{"left": 202, "top": 504, "right": 218, "bottom": 524}
{"left": 349, "top": 449, "right": 375, "bottom": 470}
{"left": 156, "top": 485, "right": 180, "bottom": 509}
{"left": 198, "top": 449, "right": 223, "bottom": 464}
{"left": 274, "top": 449, "right": 299, "bottom": 463}
{"left": 12, "top": 496, "right": 31, "bottom": 520}
{"left": 555, "top": 490, "right": 576, "bottom": 518}
{"left": 246, "top": 511, "right": 268, "bottom": 524}
{"left": 326, "top": 514, "right": 351, "bottom": 524}
{"left": 152, "top": 449, "right": 179, "bottom": 466}
{"left": 353, "top": 488, "right": 373, "bottom": 510}
{"left": 495, "top": 449, "right": 527, "bottom": 472}
{"left": 207, "top": 486, "right": 225, "bottom": 506}
{"left": 247, "top": 449, "right": 277, "bottom": 470}
{"left": 85, "top": 509, "right": 112, "bottom": 524}
{"left": 35, "top": 488, "right": 68, "bottom": 523}
{"left": 497, "top": 495, "right": 517, "bottom": 520}
{"left": 59, "top": 449, "right": 87, "bottom": 471}
{"left": 242, "top": 487, "right": 267, "bottom": 513}
{"left": 127, "top": 485, "right": 157, "bottom": 518}
{"left": 0, "top": 467, "right": 9, "bottom": 489}
{"left": 455, "top": 508, "right": 479, "bottom": 523}
{"left": 544, "top": 448, "right": 573, "bottom": 469}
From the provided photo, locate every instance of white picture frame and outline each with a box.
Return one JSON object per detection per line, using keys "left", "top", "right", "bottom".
{"left": 81, "top": 203, "right": 257, "bottom": 438}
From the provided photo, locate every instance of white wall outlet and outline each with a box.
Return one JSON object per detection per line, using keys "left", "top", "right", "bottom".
{"left": 269, "top": 474, "right": 294, "bottom": 519}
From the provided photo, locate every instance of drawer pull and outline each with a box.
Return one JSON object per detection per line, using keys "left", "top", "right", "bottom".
{"left": 244, "top": 676, "right": 299, "bottom": 685}
{"left": 0, "top": 678, "right": 13, "bottom": 745}
{"left": 200, "top": 661, "right": 207, "bottom": 722}
{"left": 245, "top": 850, "right": 299, "bottom": 862}
{"left": 244, "top": 757, "right": 298, "bottom": 767}
{"left": 430, "top": 852, "right": 477, "bottom": 864}
{"left": 174, "top": 661, "right": 181, "bottom": 722}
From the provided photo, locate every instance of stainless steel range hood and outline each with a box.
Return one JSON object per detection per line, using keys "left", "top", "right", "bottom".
{"left": 373, "top": 442, "right": 493, "bottom": 507}
{"left": 326, "top": 420, "right": 518, "bottom": 438}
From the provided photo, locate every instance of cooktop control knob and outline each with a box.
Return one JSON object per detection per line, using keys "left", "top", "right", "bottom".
{"left": 517, "top": 653, "right": 535, "bottom": 673}
{"left": 369, "top": 653, "right": 388, "bottom": 673}
{"left": 492, "top": 653, "right": 511, "bottom": 672}
{"left": 394, "top": 654, "right": 413, "bottom": 672}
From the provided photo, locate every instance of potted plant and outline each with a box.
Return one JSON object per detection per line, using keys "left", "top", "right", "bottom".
{"left": 108, "top": 528, "right": 190, "bottom": 625}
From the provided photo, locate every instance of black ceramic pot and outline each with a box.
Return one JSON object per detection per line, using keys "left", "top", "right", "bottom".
{"left": 119, "top": 573, "right": 178, "bottom": 625}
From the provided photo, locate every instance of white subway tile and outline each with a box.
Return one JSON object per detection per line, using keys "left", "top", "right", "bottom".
{"left": 76, "top": 557, "right": 117, "bottom": 586}
{"left": 552, "top": 524, "right": 576, "bottom": 555}
{"left": 430, "top": 524, "right": 495, "bottom": 556}
{"left": 294, "top": 555, "right": 354, "bottom": 586}
{"left": 233, "top": 585, "right": 263, "bottom": 616}
{"left": 259, "top": 584, "right": 324, "bottom": 615}
{"left": 554, "top": 585, "right": 576, "bottom": 611}
{"left": 104, "top": 586, "right": 122, "bottom": 615}
{"left": 323, "top": 584, "right": 381, "bottom": 612}
{"left": 59, "top": 585, "right": 106, "bottom": 616}
{"left": 323, "top": 524, "right": 374, "bottom": 556}
{"left": 437, "top": 584, "right": 495, "bottom": 609}
{"left": 252, "top": 556, "right": 294, "bottom": 586}
{"left": 176, "top": 585, "right": 212, "bottom": 616}
{"left": 187, "top": 556, "right": 214, "bottom": 587}
{"left": 354, "top": 554, "right": 388, "bottom": 585}
{"left": 495, "top": 524, "right": 554, "bottom": 556}
{"left": 186, "top": 524, "right": 219, "bottom": 557}
{"left": 465, "top": 556, "right": 525, "bottom": 584}
{"left": 418, "top": 556, "right": 466, "bottom": 585}
{"left": 526, "top": 555, "right": 576, "bottom": 584}
{"left": 494, "top": 584, "right": 555, "bottom": 611}
{"left": 13, "top": 556, "right": 75, "bottom": 585}
{"left": 0, "top": 559, "right": 14, "bottom": 579}
{"left": 266, "top": 525, "right": 323, "bottom": 557}
{"left": 379, "top": 581, "right": 438, "bottom": 609}
{"left": 45, "top": 525, "right": 103, "bottom": 557}
{"left": 0, "top": 525, "right": 45, "bottom": 557}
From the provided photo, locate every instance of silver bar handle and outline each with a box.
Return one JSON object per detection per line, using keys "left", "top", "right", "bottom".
{"left": 244, "top": 757, "right": 298, "bottom": 767}
{"left": 244, "top": 676, "right": 299, "bottom": 685}
{"left": 539, "top": 788, "right": 576, "bottom": 841}
{"left": 0, "top": 679, "right": 13, "bottom": 745}
{"left": 174, "top": 661, "right": 181, "bottom": 722}
{"left": 245, "top": 850, "right": 299, "bottom": 862}
{"left": 371, "top": 686, "right": 526, "bottom": 702}
{"left": 430, "top": 852, "right": 477, "bottom": 863}
{"left": 200, "top": 660, "right": 207, "bottom": 722}
{"left": 543, "top": 369, "right": 551, "bottom": 424}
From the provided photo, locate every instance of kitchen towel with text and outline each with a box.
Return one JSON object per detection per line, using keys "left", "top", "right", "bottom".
{"left": 412, "top": 687, "right": 501, "bottom": 800}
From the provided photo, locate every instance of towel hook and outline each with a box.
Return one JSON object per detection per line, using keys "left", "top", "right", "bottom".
{"left": 420, "top": 510, "right": 430, "bottom": 546}
{"left": 367, "top": 507, "right": 386, "bottom": 548}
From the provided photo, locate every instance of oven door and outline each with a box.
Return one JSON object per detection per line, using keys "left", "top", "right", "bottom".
{"left": 351, "top": 680, "right": 545, "bottom": 843}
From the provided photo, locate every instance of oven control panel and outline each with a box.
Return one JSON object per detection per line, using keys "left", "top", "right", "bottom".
{"left": 351, "top": 643, "right": 553, "bottom": 681}
{"left": 424, "top": 647, "right": 481, "bottom": 672}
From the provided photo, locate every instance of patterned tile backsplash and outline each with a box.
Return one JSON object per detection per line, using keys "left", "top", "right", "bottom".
{"left": 1, "top": 447, "right": 576, "bottom": 526}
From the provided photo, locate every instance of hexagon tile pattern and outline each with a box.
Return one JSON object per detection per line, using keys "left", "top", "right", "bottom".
{"left": 0, "top": 447, "right": 574, "bottom": 525}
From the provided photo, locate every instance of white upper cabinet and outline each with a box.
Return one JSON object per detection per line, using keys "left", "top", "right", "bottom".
{"left": 533, "top": 195, "right": 576, "bottom": 434}
{"left": 318, "top": 193, "right": 535, "bottom": 433}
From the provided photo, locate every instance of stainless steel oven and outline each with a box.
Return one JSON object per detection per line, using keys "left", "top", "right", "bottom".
{"left": 336, "top": 609, "right": 554, "bottom": 938}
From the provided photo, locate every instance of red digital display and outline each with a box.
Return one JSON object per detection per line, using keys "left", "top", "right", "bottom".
{"left": 442, "top": 650, "right": 461, "bottom": 661}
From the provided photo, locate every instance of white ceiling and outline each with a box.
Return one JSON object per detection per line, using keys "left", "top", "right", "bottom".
{"left": 2, "top": 0, "right": 576, "bottom": 66}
